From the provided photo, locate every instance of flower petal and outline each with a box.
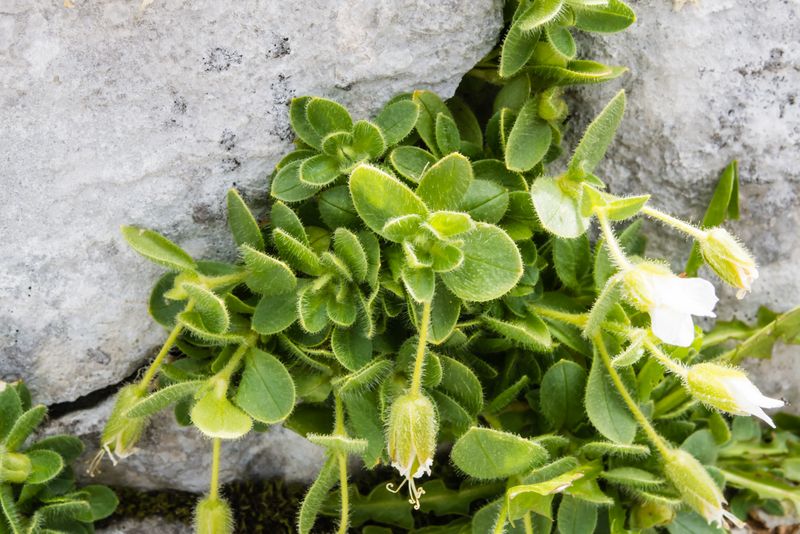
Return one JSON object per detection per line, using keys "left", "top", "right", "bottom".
{"left": 650, "top": 275, "right": 718, "bottom": 317}
{"left": 650, "top": 305, "right": 695, "bottom": 347}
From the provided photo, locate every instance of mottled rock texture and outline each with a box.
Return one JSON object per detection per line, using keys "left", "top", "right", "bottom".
{"left": 43, "top": 396, "right": 323, "bottom": 492}
{"left": 573, "top": 0, "right": 800, "bottom": 403}
{"left": 0, "top": 0, "right": 503, "bottom": 404}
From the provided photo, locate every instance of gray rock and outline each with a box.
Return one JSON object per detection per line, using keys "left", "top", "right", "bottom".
{"left": 98, "top": 517, "right": 189, "bottom": 534}
{"left": 0, "top": 0, "right": 503, "bottom": 404}
{"left": 573, "top": 0, "right": 800, "bottom": 400}
{"left": 44, "top": 395, "right": 324, "bottom": 492}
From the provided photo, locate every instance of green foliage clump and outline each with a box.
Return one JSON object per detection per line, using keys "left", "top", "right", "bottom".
{"left": 95, "top": 0, "right": 800, "bottom": 533}
{"left": 0, "top": 381, "right": 118, "bottom": 534}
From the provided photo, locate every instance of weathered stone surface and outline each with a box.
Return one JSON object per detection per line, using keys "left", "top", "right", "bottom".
{"left": 99, "top": 517, "right": 188, "bottom": 534}
{"left": 0, "top": 0, "right": 503, "bottom": 405}
{"left": 43, "top": 395, "right": 324, "bottom": 492}
{"left": 573, "top": 0, "right": 800, "bottom": 400}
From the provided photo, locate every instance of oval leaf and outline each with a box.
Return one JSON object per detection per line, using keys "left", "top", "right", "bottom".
{"left": 349, "top": 164, "right": 428, "bottom": 237}
{"left": 234, "top": 348, "right": 296, "bottom": 424}
{"left": 440, "top": 223, "right": 522, "bottom": 302}
{"left": 451, "top": 427, "right": 548, "bottom": 480}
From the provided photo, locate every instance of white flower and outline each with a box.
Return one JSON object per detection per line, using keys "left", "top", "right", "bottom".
{"left": 622, "top": 263, "right": 718, "bottom": 347}
{"left": 687, "top": 363, "right": 785, "bottom": 427}
{"left": 386, "top": 392, "right": 438, "bottom": 509}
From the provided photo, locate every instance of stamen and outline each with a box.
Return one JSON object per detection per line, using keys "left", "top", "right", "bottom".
{"left": 407, "top": 477, "right": 426, "bottom": 510}
{"left": 104, "top": 442, "right": 119, "bottom": 466}
{"left": 386, "top": 478, "right": 407, "bottom": 494}
{"left": 87, "top": 448, "right": 106, "bottom": 477}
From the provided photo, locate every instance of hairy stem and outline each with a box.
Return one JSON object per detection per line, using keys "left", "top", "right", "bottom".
{"left": 643, "top": 339, "right": 688, "bottom": 378}
{"left": 594, "top": 334, "right": 671, "bottom": 458}
{"left": 641, "top": 206, "right": 707, "bottom": 241}
{"left": 596, "top": 211, "right": 632, "bottom": 271}
{"left": 530, "top": 305, "right": 588, "bottom": 327}
{"left": 523, "top": 512, "right": 534, "bottom": 534}
{"left": 337, "top": 452, "right": 349, "bottom": 534}
{"left": 410, "top": 301, "right": 432, "bottom": 396}
{"left": 217, "top": 338, "right": 255, "bottom": 382}
{"left": 209, "top": 437, "right": 222, "bottom": 500}
{"left": 137, "top": 304, "right": 193, "bottom": 394}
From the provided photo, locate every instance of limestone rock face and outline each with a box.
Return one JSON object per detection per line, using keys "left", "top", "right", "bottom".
{"left": 573, "top": 0, "right": 800, "bottom": 401}
{"left": 43, "top": 396, "right": 323, "bottom": 492}
{"left": 0, "top": 0, "right": 503, "bottom": 404}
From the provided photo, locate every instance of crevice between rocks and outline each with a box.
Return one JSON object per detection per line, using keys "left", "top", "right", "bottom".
{"left": 47, "top": 363, "right": 148, "bottom": 419}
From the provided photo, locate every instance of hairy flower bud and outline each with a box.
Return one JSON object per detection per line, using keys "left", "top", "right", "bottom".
{"left": 91, "top": 384, "right": 148, "bottom": 473}
{"left": 194, "top": 495, "right": 233, "bottom": 534}
{"left": 686, "top": 363, "right": 783, "bottom": 427}
{"left": 663, "top": 448, "right": 739, "bottom": 528}
{"left": 0, "top": 450, "right": 32, "bottom": 484}
{"left": 386, "top": 392, "right": 438, "bottom": 509}
{"left": 630, "top": 500, "right": 674, "bottom": 529}
{"left": 699, "top": 227, "right": 758, "bottom": 299}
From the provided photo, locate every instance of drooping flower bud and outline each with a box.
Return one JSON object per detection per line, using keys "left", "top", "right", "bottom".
{"left": 686, "top": 363, "right": 783, "bottom": 427}
{"left": 90, "top": 384, "right": 148, "bottom": 474}
{"left": 194, "top": 495, "right": 233, "bottom": 534}
{"left": 386, "top": 392, "right": 438, "bottom": 509}
{"left": 621, "top": 262, "right": 717, "bottom": 347}
{"left": 663, "top": 448, "right": 739, "bottom": 528}
{"left": 629, "top": 500, "right": 674, "bottom": 529}
{"left": 699, "top": 227, "right": 758, "bottom": 299}
{"left": 0, "top": 450, "right": 32, "bottom": 483}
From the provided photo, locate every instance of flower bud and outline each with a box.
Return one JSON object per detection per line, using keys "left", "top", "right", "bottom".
{"left": 194, "top": 495, "right": 233, "bottom": 534}
{"left": 98, "top": 384, "right": 148, "bottom": 465}
{"left": 663, "top": 448, "right": 738, "bottom": 527}
{"left": 386, "top": 392, "right": 438, "bottom": 509}
{"left": 686, "top": 363, "right": 783, "bottom": 427}
{"left": 0, "top": 450, "right": 32, "bottom": 483}
{"left": 629, "top": 500, "right": 674, "bottom": 529}
{"left": 699, "top": 227, "right": 758, "bottom": 299}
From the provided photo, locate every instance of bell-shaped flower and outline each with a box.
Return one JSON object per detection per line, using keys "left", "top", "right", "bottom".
{"left": 194, "top": 495, "right": 233, "bottom": 534}
{"left": 386, "top": 392, "right": 438, "bottom": 509}
{"left": 686, "top": 363, "right": 784, "bottom": 427}
{"left": 90, "top": 384, "right": 148, "bottom": 474}
{"left": 622, "top": 263, "right": 718, "bottom": 347}
{"left": 663, "top": 448, "right": 742, "bottom": 528}
{"left": 699, "top": 227, "right": 758, "bottom": 299}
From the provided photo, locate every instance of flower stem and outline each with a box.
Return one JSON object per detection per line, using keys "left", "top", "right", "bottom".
{"left": 137, "top": 304, "right": 193, "bottom": 394}
{"left": 530, "top": 305, "right": 588, "bottom": 328}
{"left": 333, "top": 393, "right": 350, "bottom": 534}
{"left": 337, "top": 452, "right": 349, "bottom": 534}
{"left": 593, "top": 334, "right": 671, "bottom": 458}
{"left": 641, "top": 206, "right": 707, "bottom": 240}
{"left": 334, "top": 393, "right": 346, "bottom": 436}
{"left": 217, "top": 338, "right": 255, "bottom": 382}
{"left": 410, "top": 301, "right": 432, "bottom": 396}
{"left": 523, "top": 512, "right": 534, "bottom": 534}
{"left": 209, "top": 437, "right": 222, "bottom": 500}
{"left": 643, "top": 339, "right": 688, "bottom": 378}
{"left": 596, "top": 211, "right": 632, "bottom": 271}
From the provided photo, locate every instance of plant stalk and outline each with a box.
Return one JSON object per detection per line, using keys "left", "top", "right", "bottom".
{"left": 594, "top": 334, "right": 671, "bottom": 458}
{"left": 641, "top": 206, "right": 707, "bottom": 240}
{"left": 596, "top": 211, "right": 632, "bottom": 271}
{"left": 209, "top": 437, "right": 222, "bottom": 500}
{"left": 410, "top": 301, "right": 432, "bottom": 396}
{"left": 137, "top": 303, "right": 193, "bottom": 394}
